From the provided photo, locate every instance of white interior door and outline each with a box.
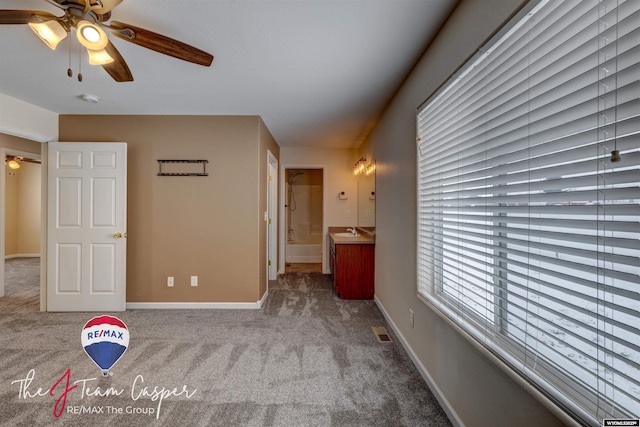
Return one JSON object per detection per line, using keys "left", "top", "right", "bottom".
{"left": 47, "top": 142, "right": 127, "bottom": 311}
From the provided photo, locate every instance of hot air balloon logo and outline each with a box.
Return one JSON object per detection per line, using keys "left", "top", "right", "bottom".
{"left": 81, "top": 315, "right": 129, "bottom": 376}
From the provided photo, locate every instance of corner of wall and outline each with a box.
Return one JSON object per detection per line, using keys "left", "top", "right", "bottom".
{"left": 0, "top": 93, "right": 58, "bottom": 142}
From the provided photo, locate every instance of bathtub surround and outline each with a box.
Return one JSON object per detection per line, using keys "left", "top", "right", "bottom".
{"left": 285, "top": 242, "right": 323, "bottom": 263}
{"left": 286, "top": 168, "right": 323, "bottom": 264}
{"left": 1, "top": 259, "right": 451, "bottom": 426}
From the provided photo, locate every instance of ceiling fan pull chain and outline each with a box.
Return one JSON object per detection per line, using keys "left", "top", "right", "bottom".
{"left": 67, "top": 35, "right": 72, "bottom": 78}
{"left": 77, "top": 41, "right": 83, "bottom": 82}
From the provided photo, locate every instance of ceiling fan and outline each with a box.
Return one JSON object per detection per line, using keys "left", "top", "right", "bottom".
{"left": 5, "top": 155, "right": 41, "bottom": 169}
{"left": 0, "top": 0, "right": 213, "bottom": 82}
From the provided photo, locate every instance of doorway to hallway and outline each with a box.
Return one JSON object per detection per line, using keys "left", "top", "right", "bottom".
{"left": 1, "top": 148, "right": 41, "bottom": 303}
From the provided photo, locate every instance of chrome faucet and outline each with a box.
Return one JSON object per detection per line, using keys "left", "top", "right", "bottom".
{"left": 347, "top": 227, "right": 357, "bottom": 235}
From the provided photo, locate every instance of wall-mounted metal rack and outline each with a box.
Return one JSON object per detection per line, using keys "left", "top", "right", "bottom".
{"left": 157, "top": 159, "right": 208, "bottom": 176}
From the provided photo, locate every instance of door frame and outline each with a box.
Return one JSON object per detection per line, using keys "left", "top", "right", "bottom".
{"left": 0, "top": 145, "right": 45, "bottom": 310}
{"left": 279, "top": 164, "right": 325, "bottom": 274}
{"left": 266, "top": 150, "right": 278, "bottom": 282}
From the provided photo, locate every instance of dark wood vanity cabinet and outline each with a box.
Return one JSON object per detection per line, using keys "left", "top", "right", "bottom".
{"left": 329, "top": 237, "right": 374, "bottom": 300}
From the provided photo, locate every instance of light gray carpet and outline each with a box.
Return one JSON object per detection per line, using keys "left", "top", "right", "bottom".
{"left": 1, "top": 258, "right": 451, "bottom": 426}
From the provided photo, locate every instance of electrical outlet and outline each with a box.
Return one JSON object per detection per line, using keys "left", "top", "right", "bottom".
{"left": 190, "top": 276, "right": 198, "bottom": 287}
{"left": 167, "top": 277, "right": 174, "bottom": 287}
{"left": 409, "top": 309, "right": 414, "bottom": 328}
{"left": 346, "top": 209, "right": 351, "bottom": 218}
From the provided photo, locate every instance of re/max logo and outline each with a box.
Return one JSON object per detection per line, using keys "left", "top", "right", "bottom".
{"left": 603, "top": 420, "right": 640, "bottom": 427}
{"left": 86, "top": 330, "right": 124, "bottom": 340}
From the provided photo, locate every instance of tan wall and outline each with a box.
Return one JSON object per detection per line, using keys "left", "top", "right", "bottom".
{"left": 15, "top": 162, "right": 41, "bottom": 255}
{"left": 59, "top": 115, "right": 279, "bottom": 303}
{"left": 2, "top": 133, "right": 42, "bottom": 257}
{"left": 364, "top": 0, "right": 566, "bottom": 426}
{"left": 0, "top": 133, "right": 42, "bottom": 154}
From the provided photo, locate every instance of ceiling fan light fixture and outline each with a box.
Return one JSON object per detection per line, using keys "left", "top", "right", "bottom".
{"left": 77, "top": 21, "right": 108, "bottom": 50}
{"left": 6, "top": 159, "right": 20, "bottom": 170}
{"left": 87, "top": 48, "right": 114, "bottom": 65}
{"left": 28, "top": 21, "right": 68, "bottom": 50}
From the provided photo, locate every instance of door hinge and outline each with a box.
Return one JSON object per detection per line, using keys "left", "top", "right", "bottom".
{"left": 268, "top": 218, "right": 271, "bottom": 224}
{"left": 268, "top": 260, "right": 271, "bottom": 266}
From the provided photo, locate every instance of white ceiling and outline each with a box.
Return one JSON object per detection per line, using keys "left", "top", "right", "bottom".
{"left": 0, "top": 0, "right": 456, "bottom": 148}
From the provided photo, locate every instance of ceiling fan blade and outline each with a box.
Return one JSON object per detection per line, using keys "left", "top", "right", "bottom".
{"left": 20, "top": 157, "right": 42, "bottom": 164}
{"left": 101, "top": 40, "right": 133, "bottom": 82}
{"left": 107, "top": 21, "right": 213, "bottom": 67}
{"left": 0, "top": 10, "right": 57, "bottom": 24}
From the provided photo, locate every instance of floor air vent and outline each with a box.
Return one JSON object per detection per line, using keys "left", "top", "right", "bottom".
{"left": 372, "top": 326, "right": 393, "bottom": 343}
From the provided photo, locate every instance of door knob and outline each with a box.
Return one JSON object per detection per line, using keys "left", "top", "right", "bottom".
{"left": 113, "top": 232, "right": 123, "bottom": 239}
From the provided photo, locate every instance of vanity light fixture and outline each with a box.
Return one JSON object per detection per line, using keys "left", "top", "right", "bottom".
{"left": 354, "top": 157, "right": 376, "bottom": 176}
{"left": 365, "top": 160, "right": 376, "bottom": 176}
{"left": 353, "top": 157, "right": 367, "bottom": 176}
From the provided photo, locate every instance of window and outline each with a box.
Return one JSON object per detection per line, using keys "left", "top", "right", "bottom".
{"left": 416, "top": 0, "right": 639, "bottom": 424}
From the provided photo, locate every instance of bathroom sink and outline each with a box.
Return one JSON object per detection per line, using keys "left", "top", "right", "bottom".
{"left": 334, "top": 232, "right": 359, "bottom": 237}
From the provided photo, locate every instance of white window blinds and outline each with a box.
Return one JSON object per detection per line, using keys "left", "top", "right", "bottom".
{"left": 416, "top": 0, "right": 639, "bottom": 424}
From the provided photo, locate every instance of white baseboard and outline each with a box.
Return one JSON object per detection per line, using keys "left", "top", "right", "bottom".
{"left": 374, "top": 296, "right": 464, "bottom": 427}
{"left": 5, "top": 253, "right": 40, "bottom": 259}
{"left": 127, "top": 289, "right": 269, "bottom": 310}
{"left": 258, "top": 288, "right": 269, "bottom": 308}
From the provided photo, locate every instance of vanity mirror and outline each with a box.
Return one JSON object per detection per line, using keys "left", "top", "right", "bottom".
{"left": 357, "top": 165, "right": 375, "bottom": 227}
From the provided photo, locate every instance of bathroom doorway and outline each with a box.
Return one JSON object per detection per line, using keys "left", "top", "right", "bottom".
{"left": 284, "top": 168, "right": 323, "bottom": 271}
